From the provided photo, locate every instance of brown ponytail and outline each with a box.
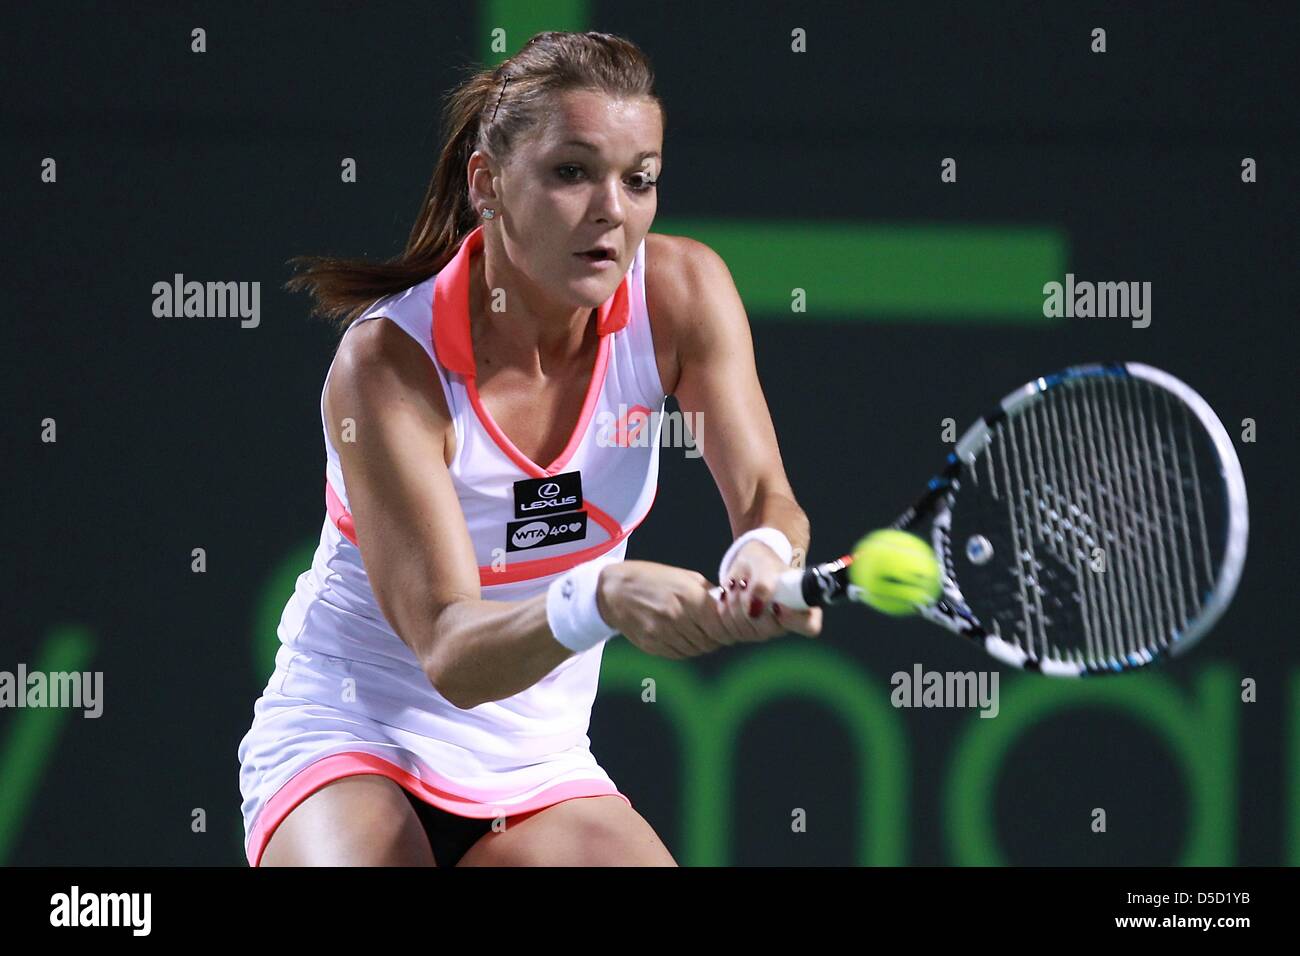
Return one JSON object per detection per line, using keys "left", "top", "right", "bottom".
{"left": 284, "top": 31, "right": 664, "bottom": 332}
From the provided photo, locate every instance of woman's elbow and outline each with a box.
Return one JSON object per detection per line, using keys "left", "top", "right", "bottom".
{"left": 420, "top": 651, "right": 479, "bottom": 710}
{"left": 390, "top": 600, "right": 478, "bottom": 709}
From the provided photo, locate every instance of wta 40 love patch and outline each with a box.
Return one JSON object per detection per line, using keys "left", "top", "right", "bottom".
{"left": 505, "top": 511, "right": 588, "bottom": 552}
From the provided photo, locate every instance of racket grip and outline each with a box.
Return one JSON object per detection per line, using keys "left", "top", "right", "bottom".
{"left": 777, "top": 556, "right": 855, "bottom": 608}
{"left": 707, "top": 572, "right": 809, "bottom": 609}
{"left": 773, "top": 568, "right": 811, "bottom": 609}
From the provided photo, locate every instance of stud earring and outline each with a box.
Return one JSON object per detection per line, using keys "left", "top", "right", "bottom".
{"left": 481, "top": 208, "right": 496, "bottom": 220}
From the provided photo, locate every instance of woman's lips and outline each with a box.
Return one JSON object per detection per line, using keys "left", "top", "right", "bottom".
{"left": 574, "top": 250, "right": 617, "bottom": 269}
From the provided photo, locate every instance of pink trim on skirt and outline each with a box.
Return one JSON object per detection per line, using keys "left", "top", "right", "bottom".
{"left": 246, "top": 750, "right": 630, "bottom": 866}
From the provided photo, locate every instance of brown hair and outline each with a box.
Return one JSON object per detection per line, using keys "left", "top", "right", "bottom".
{"left": 284, "top": 31, "right": 664, "bottom": 331}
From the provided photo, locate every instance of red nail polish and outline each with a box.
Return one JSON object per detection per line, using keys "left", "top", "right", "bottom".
{"left": 748, "top": 598, "right": 761, "bottom": 618}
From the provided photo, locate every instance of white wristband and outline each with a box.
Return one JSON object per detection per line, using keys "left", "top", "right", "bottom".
{"left": 546, "top": 559, "right": 619, "bottom": 654}
{"left": 717, "top": 527, "right": 794, "bottom": 584}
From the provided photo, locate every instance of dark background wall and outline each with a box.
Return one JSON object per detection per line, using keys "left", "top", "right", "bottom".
{"left": 5, "top": 1, "right": 1297, "bottom": 865}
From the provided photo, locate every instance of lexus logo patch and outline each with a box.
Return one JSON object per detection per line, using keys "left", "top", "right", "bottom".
{"left": 513, "top": 471, "right": 583, "bottom": 518}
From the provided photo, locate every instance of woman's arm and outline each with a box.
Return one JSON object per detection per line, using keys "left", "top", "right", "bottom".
{"left": 325, "top": 318, "right": 571, "bottom": 708}
{"left": 325, "top": 318, "right": 741, "bottom": 709}
{"left": 647, "top": 234, "right": 820, "bottom": 635}
{"left": 648, "top": 234, "right": 810, "bottom": 554}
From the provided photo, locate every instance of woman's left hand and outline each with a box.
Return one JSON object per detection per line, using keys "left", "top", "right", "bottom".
{"left": 717, "top": 540, "right": 823, "bottom": 641}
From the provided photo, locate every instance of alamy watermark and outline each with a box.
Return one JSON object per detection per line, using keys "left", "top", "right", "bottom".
{"left": 594, "top": 403, "right": 703, "bottom": 458}
{"left": 1042, "top": 273, "right": 1151, "bottom": 328}
{"left": 152, "top": 274, "right": 260, "bottom": 328}
{"left": 890, "top": 664, "right": 999, "bottom": 718}
{"left": 1, "top": 664, "right": 103, "bottom": 718}
{"left": 49, "top": 886, "right": 150, "bottom": 935}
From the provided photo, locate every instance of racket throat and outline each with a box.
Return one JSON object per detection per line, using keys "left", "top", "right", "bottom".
{"left": 806, "top": 556, "right": 856, "bottom": 607}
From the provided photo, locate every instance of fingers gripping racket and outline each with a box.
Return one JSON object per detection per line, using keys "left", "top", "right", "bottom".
{"left": 771, "top": 362, "right": 1248, "bottom": 677}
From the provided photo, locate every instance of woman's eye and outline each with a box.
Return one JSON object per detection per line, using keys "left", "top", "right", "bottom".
{"left": 556, "top": 164, "right": 657, "bottom": 191}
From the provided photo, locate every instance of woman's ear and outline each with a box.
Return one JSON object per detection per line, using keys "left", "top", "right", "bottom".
{"left": 467, "top": 150, "right": 500, "bottom": 209}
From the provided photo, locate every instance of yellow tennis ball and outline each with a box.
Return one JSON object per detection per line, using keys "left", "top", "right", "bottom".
{"left": 848, "top": 529, "right": 942, "bottom": 616}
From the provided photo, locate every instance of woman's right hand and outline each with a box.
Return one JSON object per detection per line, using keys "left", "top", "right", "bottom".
{"left": 595, "top": 560, "right": 778, "bottom": 659}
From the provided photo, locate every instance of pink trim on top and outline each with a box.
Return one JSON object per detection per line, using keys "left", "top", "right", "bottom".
{"left": 432, "top": 224, "right": 630, "bottom": 378}
{"left": 246, "top": 750, "right": 631, "bottom": 867}
{"left": 432, "top": 222, "right": 631, "bottom": 475}
{"left": 325, "top": 476, "right": 356, "bottom": 544}
{"left": 478, "top": 499, "right": 636, "bottom": 585}
{"left": 464, "top": 335, "right": 612, "bottom": 477}
{"left": 322, "top": 223, "right": 649, "bottom": 587}
{"left": 325, "top": 473, "right": 649, "bottom": 586}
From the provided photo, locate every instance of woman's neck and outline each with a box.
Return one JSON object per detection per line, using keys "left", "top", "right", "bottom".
{"left": 469, "top": 244, "right": 596, "bottom": 377}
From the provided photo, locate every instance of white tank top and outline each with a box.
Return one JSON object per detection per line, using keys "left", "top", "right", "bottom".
{"left": 270, "top": 224, "right": 667, "bottom": 781}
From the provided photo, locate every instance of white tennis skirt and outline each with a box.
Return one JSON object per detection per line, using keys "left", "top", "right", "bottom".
{"left": 237, "top": 645, "right": 629, "bottom": 866}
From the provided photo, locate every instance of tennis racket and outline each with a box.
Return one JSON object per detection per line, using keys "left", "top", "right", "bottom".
{"left": 767, "top": 362, "right": 1248, "bottom": 677}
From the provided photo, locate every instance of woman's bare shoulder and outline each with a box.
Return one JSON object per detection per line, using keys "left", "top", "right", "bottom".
{"left": 643, "top": 232, "right": 741, "bottom": 395}
{"left": 643, "top": 232, "right": 733, "bottom": 395}
{"left": 325, "top": 317, "right": 454, "bottom": 466}
{"left": 644, "top": 232, "right": 735, "bottom": 319}
{"left": 645, "top": 230, "right": 713, "bottom": 287}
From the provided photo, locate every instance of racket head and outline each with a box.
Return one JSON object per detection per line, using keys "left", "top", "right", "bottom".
{"left": 911, "top": 362, "right": 1248, "bottom": 677}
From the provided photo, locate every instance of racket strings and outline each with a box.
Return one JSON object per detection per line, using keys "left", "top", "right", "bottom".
{"left": 1133, "top": 381, "right": 1212, "bottom": 632}
{"left": 1128, "top": 382, "right": 1185, "bottom": 648}
{"left": 1035, "top": 398, "right": 1092, "bottom": 664}
{"left": 966, "top": 375, "right": 1219, "bottom": 672}
{"left": 1089, "top": 379, "right": 1152, "bottom": 665}
{"left": 1122, "top": 381, "right": 1180, "bottom": 657}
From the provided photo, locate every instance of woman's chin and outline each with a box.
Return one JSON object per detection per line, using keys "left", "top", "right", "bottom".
{"left": 565, "top": 270, "right": 622, "bottom": 305}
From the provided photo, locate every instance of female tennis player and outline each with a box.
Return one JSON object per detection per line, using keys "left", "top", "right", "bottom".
{"left": 237, "top": 31, "right": 821, "bottom": 867}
